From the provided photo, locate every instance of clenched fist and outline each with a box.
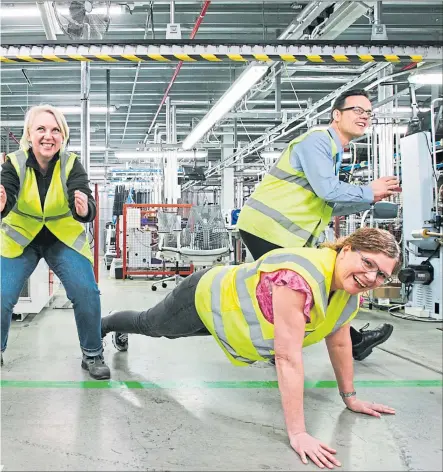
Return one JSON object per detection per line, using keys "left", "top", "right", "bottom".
{"left": 0, "top": 185, "right": 7, "bottom": 213}
{"left": 74, "top": 190, "right": 89, "bottom": 218}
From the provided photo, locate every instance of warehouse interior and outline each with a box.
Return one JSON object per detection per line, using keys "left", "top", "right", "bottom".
{"left": 1, "top": 1, "right": 443, "bottom": 471}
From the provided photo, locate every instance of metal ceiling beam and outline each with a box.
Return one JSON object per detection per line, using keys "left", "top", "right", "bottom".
{"left": 1, "top": 41, "right": 440, "bottom": 64}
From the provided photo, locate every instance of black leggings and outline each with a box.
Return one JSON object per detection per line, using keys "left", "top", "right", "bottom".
{"left": 238, "top": 229, "right": 361, "bottom": 346}
{"left": 101, "top": 269, "right": 211, "bottom": 339}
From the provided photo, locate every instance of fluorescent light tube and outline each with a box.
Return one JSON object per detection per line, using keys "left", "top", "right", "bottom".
{"left": 59, "top": 106, "right": 115, "bottom": 114}
{"left": 0, "top": 5, "right": 122, "bottom": 17}
{"left": 115, "top": 150, "right": 208, "bottom": 159}
{"left": 182, "top": 64, "right": 269, "bottom": 150}
{"left": 409, "top": 73, "right": 442, "bottom": 85}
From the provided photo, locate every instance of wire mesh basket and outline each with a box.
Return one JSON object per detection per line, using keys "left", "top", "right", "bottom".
{"left": 181, "top": 205, "right": 229, "bottom": 250}
{"left": 157, "top": 210, "right": 181, "bottom": 248}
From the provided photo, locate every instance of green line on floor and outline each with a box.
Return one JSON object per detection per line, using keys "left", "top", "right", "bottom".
{"left": 0, "top": 379, "right": 441, "bottom": 389}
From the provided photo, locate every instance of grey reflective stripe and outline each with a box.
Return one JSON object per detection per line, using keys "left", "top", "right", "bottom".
{"left": 11, "top": 208, "right": 71, "bottom": 222}
{"left": 11, "top": 207, "right": 44, "bottom": 221}
{"left": 12, "top": 150, "right": 27, "bottom": 190}
{"left": 329, "top": 295, "right": 359, "bottom": 335}
{"left": 211, "top": 267, "right": 256, "bottom": 364}
{"left": 246, "top": 198, "right": 313, "bottom": 243}
{"left": 268, "top": 166, "right": 314, "bottom": 192}
{"left": 1, "top": 223, "right": 32, "bottom": 247}
{"left": 235, "top": 265, "right": 275, "bottom": 359}
{"left": 44, "top": 210, "right": 72, "bottom": 221}
{"left": 59, "top": 151, "right": 71, "bottom": 201}
{"left": 72, "top": 231, "right": 87, "bottom": 252}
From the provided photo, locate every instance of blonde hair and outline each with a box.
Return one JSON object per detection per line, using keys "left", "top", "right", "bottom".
{"left": 321, "top": 227, "right": 402, "bottom": 274}
{"left": 20, "top": 104, "right": 70, "bottom": 151}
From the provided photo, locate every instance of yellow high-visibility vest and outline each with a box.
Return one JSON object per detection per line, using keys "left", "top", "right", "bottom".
{"left": 195, "top": 247, "right": 359, "bottom": 366}
{"left": 1, "top": 149, "right": 93, "bottom": 263}
{"left": 237, "top": 129, "right": 338, "bottom": 248}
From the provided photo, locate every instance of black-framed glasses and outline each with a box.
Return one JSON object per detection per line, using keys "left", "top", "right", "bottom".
{"left": 355, "top": 250, "right": 393, "bottom": 285}
{"left": 339, "top": 106, "right": 374, "bottom": 119}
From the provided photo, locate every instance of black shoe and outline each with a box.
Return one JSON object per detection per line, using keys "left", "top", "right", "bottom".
{"left": 352, "top": 323, "right": 394, "bottom": 361}
{"left": 81, "top": 354, "right": 111, "bottom": 380}
{"left": 1, "top": 353, "right": 3, "bottom": 367}
{"left": 113, "top": 332, "right": 128, "bottom": 352}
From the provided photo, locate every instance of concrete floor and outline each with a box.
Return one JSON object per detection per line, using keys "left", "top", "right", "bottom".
{"left": 1, "top": 267, "right": 442, "bottom": 471}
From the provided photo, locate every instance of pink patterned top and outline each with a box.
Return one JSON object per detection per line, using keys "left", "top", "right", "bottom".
{"left": 256, "top": 269, "right": 314, "bottom": 323}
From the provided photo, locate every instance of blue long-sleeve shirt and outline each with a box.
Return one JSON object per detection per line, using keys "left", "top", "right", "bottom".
{"left": 289, "top": 127, "right": 374, "bottom": 216}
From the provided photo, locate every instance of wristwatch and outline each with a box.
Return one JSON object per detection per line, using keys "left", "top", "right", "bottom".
{"left": 339, "top": 391, "right": 356, "bottom": 398}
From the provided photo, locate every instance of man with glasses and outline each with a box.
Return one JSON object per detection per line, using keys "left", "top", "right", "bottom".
{"left": 237, "top": 89, "right": 402, "bottom": 361}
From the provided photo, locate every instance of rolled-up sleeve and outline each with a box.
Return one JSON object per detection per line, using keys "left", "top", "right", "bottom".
{"left": 289, "top": 132, "right": 374, "bottom": 204}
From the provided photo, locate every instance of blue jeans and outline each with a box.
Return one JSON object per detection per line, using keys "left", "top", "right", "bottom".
{"left": 1, "top": 240, "right": 102, "bottom": 356}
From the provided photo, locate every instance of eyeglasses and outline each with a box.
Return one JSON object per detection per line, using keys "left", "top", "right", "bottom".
{"left": 339, "top": 106, "right": 374, "bottom": 119}
{"left": 355, "top": 250, "right": 393, "bottom": 285}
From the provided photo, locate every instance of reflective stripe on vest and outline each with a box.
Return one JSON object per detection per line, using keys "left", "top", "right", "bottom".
{"left": 210, "top": 252, "right": 331, "bottom": 362}
{"left": 72, "top": 231, "right": 88, "bottom": 252}
{"left": 246, "top": 198, "right": 317, "bottom": 246}
{"left": 268, "top": 167, "right": 315, "bottom": 192}
{"left": 267, "top": 166, "right": 334, "bottom": 209}
{"left": 11, "top": 207, "right": 72, "bottom": 222}
{"left": 1, "top": 223, "right": 32, "bottom": 247}
{"left": 329, "top": 295, "right": 359, "bottom": 335}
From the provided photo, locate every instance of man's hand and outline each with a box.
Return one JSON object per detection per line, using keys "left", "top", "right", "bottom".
{"left": 343, "top": 396, "right": 396, "bottom": 418}
{"left": 369, "top": 176, "right": 401, "bottom": 202}
{"left": 74, "top": 190, "right": 89, "bottom": 218}
{"left": 0, "top": 185, "right": 7, "bottom": 213}
{"left": 290, "top": 432, "right": 341, "bottom": 469}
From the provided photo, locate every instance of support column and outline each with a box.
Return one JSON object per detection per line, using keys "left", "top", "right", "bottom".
{"left": 80, "top": 61, "right": 91, "bottom": 176}
{"left": 105, "top": 69, "right": 110, "bottom": 171}
{"left": 377, "top": 65, "right": 394, "bottom": 177}
{"left": 221, "top": 131, "right": 235, "bottom": 219}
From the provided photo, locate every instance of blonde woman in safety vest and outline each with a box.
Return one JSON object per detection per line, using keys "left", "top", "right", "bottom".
{"left": 236, "top": 89, "right": 403, "bottom": 363}
{"left": 0, "top": 104, "right": 110, "bottom": 379}
{"left": 101, "top": 227, "right": 400, "bottom": 469}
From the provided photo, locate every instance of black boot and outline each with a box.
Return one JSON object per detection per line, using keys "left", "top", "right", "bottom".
{"left": 81, "top": 354, "right": 111, "bottom": 380}
{"left": 351, "top": 323, "right": 394, "bottom": 361}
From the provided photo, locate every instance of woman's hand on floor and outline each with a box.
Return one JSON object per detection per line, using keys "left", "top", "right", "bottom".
{"left": 343, "top": 397, "right": 396, "bottom": 417}
{"left": 290, "top": 431, "right": 341, "bottom": 469}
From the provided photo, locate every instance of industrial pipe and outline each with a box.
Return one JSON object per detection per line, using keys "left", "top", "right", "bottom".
{"left": 144, "top": 1, "right": 211, "bottom": 141}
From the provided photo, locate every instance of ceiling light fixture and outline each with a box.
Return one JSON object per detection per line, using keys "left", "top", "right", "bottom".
{"left": 115, "top": 150, "right": 208, "bottom": 159}
{"left": 59, "top": 106, "right": 116, "bottom": 114}
{"left": 0, "top": 5, "right": 123, "bottom": 18}
{"left": 182, "top": 64, "right": 270, "bottom": 150}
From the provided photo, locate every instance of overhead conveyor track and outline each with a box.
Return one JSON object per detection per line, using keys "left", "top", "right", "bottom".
{"left": 1, "top": 40, "right": 442, "bottom": 64}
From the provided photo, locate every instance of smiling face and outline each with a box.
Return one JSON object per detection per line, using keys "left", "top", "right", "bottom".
{"left": 28, "top": 111, "right": 64, "bottom": 161}
{"left": 332, "top": 94, "right": 372, "bottom": 140}
{"left": 332, "top": 246, "right": 397, "bottom": 296}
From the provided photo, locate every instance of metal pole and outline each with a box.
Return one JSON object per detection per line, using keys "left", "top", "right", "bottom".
{"left": 94, "top": 183, "right": 100, "bottom": 283}
{"left": 80, "top": 61, "right": 90, "bottom": 176}
{"left": 275, "top": 65, "right": 281, "bottom": 113}
{"left": 105, "top": 69, "right": 110, "bottom": 170}
{"left": 6, "top": 127, "right": 10, "bottom": 154}
{"left": 170, "top": 0, "right": 175, "bottom": 23}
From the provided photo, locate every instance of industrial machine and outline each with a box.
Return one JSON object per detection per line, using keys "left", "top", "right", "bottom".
{"left": 398, "top": 131, "right": 442, "bottom": 320}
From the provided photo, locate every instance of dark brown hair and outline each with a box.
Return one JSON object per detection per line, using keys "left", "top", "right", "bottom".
{"left": 321, "top": 227, "right": 402, "bottom": 274}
